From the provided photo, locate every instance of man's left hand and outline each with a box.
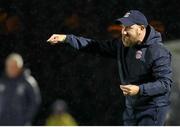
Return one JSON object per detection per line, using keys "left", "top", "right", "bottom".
{"left": 120, "top": 84, "right": 140, "bottom": 96}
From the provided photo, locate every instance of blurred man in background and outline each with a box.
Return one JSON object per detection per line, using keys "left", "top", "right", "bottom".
{"left": 0, "top": 53, "right": 41, "bottom": 125}
{"left": 46, "top": 99, "right": 77, "bottom": 126}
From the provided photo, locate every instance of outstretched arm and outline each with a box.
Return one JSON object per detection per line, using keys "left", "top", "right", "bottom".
{"left": 47, "top": 34, "right": 118, "bottom": 57}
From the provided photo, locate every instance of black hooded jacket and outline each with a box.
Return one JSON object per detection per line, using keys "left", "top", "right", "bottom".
{"left": 64, "top": 25, "right": 172, "bottom": 109}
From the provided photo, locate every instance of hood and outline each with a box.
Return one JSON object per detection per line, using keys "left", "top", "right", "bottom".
{"left": 141, "top": 25, "right": 162, "bottom": 46}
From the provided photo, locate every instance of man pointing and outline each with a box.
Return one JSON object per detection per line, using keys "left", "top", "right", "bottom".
{"left": 47, "top": 10, "right": 172, "bottom": 125}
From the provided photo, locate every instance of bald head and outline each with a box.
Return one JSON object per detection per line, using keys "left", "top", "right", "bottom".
{"left": 5, "top": 53, "right": 24, "bottom": 78}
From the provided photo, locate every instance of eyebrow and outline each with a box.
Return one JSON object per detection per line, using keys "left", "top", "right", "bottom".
{"left": 124, "top": 26, "right": 132, "bottom": 29}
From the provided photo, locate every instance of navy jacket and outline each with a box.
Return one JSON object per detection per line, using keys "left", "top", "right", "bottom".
{"left": 0, "top": 70, "right": 41, "bottom": 125}
{"left": 64, "top": 25, "right": 172, "bottom": 109}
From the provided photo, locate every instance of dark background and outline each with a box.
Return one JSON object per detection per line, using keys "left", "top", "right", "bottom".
{"left": 0, "top": 0, "right": 179, "bottom": 125}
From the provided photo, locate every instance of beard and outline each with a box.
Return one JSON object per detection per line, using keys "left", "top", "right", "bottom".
{"left": 122, "top": 33, "right": 139, "bottom": 47}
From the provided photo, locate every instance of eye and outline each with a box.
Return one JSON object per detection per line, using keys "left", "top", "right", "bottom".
{"left": 125, "top": 26, "right": 132, "bottom": 30}
{"left": 127, "top": 26, "right": 131, "bottom": 29}
{"left": 128, "top": 26, "right": 134, "bottom": 29}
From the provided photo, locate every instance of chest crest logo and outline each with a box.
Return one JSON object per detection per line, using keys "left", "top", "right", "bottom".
{"left": 136, "top": 50, "right": 142, "bottom": 59}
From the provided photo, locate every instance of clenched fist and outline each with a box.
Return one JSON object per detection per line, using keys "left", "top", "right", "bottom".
{"left": 47, "top": 34, "right": 67, "bottom": 44}
{"left": 120, "top": 84, "right": 140, "bottom": 96}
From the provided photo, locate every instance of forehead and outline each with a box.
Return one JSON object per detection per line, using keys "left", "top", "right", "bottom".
{"left": 6, "top": 59, "right": 17, "bottom": 65}
{"left": 122, "top": 24, "right": 140, "bottom": 29}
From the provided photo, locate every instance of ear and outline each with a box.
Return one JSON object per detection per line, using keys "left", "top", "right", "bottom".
{"left": 140, "top": 25, "right": 145, "bottom": 30}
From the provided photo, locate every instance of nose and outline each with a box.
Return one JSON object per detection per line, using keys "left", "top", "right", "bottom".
{"left": 122, "top": 28, "right": 127, "bottom": 35}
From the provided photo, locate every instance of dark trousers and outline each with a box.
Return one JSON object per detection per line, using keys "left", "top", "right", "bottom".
{"left": 123, "top": 106, "right": 169, "bottom": 126}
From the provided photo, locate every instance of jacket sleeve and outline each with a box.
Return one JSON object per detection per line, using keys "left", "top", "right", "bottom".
{"left": 25, "top": 75, "right": 41, "bottom": 124}
{"left": 64, "top": 34, "right": 118, "bottom": 57}
{"left": 139, "top": 45, "right": 173, "bottom": 96}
